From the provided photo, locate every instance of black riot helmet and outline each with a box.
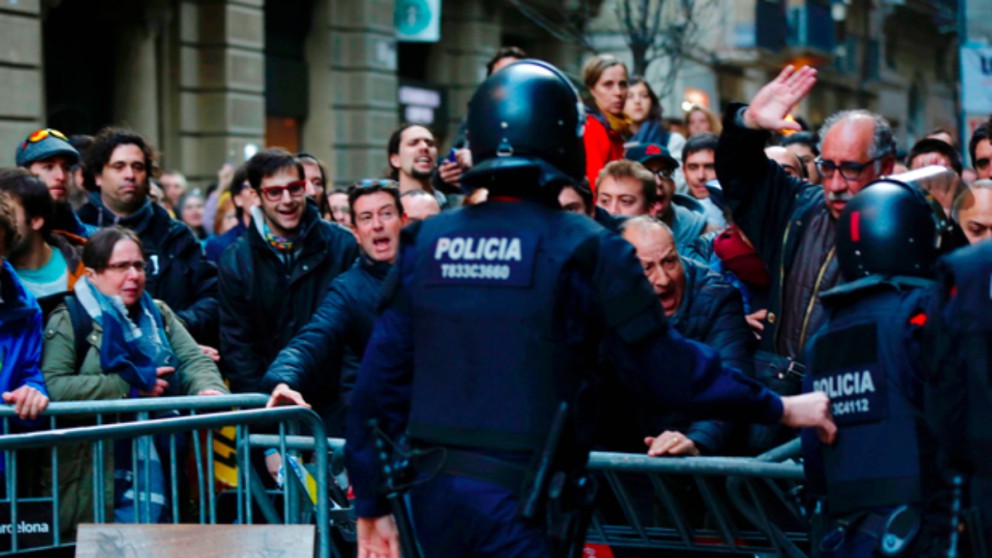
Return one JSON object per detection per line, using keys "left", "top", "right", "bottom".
{"left": 461, "top": 60, "right": 586, "bottom": 197}
{"left": 837, "top": 179, "right": 950, "bottom": 281}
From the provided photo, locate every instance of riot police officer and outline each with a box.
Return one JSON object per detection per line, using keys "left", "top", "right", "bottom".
{"left": 924, "top": 239, "right": 992, "bottom": 556}
{"left": 344, "top": 60, "right": 835, "bottom": 558}
{"left": 802, "top": 177, "right": 959, "bottom": 557}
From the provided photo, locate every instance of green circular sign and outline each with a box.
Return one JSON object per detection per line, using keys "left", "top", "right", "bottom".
{"left": 396, "top": 0, "right": 431, "bottom": 35}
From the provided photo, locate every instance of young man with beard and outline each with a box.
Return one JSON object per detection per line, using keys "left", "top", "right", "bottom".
{"left": 0, "top": 170, "right": 85, "bottom": 314}
{"left": 387, "top": 124, "right": 448, "bottom": 209}
{"left": 16, "top": 128, "right": 96, "bottom": 237}
{"left": 264, "top": 180, "right": 404, "bottom": 433}
{"left": 77, "top": 127, "right": 219, "bottom": 343}
{"left": 218, "top": 149, "right": 358, "bottom": 405}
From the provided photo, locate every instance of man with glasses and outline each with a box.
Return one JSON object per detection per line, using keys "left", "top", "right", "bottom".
{"left": 218, "top": 148, "right": 357, "bottom": 423}
{"left": 15, "top": 128, "right": 96, "bottom": 238}
{"left": 623, "top": 144, "right": 711, "bottom": 252}
{"left": 716, "top": 66, "right": 895, "bottom": 366}
{"left": 78, "top": 127, "right": 220, "bottom": 344}
{"left": 264, "top": 180, "right": 405, "bottom": 433}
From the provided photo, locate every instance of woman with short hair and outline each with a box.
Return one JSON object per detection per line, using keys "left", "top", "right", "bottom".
{"left": 41, "top": 226, "right": 227, "bottom": 537}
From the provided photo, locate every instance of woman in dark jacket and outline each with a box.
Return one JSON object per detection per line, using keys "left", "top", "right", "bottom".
{"left": 625, "top": 76, "right": 686, "bottom": 160}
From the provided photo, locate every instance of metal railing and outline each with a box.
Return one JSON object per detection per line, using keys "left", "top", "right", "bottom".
{"left": 0, "top": 395, "right": 810, "bottom": 557}
{"left": 585, "top": 439, "right": 809, "bottom": 556}
{"left": 0, "top": 396, "right": 342, "bottom": 558}
{"left": 245, "top": 433, "right": 810, "bottom": 555}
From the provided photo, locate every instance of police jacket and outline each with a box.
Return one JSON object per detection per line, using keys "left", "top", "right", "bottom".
{"left": 262, "top": 253, "right": 390, "bottom": 434}
{"left": 717, "top": 104, "right": 841, "bottom": 358}
{"left": 925, "top": 241, "right": 992, "bottom": 539}
{"left": 78, "top": 199, "right": 219, "bottom": 343}
{"left": 218, "top": 204, "right": 358, "bottom": 395}
{"left": 345, "top": 198, "right": 785, "bottom": 518}
{"left": 801, "top": 275, "right": 937, "bottom": 517}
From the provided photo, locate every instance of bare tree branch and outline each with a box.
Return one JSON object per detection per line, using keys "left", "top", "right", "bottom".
{"left": 507, "top": 0, "right": 599, "bottom": 52}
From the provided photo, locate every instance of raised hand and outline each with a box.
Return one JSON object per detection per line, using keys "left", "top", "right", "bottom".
{"left": 743, "top": 65, "right": 817, "bottom": 132}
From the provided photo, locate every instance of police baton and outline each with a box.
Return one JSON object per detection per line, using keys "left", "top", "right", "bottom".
{"left": 520, "top": 402, "right": 569, "bottom": 520}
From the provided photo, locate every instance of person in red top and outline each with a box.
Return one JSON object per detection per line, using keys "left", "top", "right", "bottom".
{"left": 582, "top": 55, "right": 629, "bottom": 191}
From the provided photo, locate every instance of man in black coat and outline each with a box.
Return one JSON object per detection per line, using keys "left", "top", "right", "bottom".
{"left": 717, "top": 66, "right": 896, "bottom": 361}
{"left": 218, "top": 149, "right": 358, "bottom": 399}
{"left": 263, "top": 181, "right": 406, "bottom": 434}
{"left": 78, "top": 127, "right": 219, "bottom": 343}
{"left": 620, "top": 215, "right": 755, "bottom": 456}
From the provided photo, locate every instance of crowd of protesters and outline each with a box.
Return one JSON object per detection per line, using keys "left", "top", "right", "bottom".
{"left": 1, "top": 46, "right": 991, "bottom": 535}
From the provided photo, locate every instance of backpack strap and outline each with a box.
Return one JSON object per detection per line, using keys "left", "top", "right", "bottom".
{"left": 63, "top": 295, "right": 93, "bottom": 372}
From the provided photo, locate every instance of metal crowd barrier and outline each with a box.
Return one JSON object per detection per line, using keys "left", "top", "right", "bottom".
{"left": 250, "top": 433, "right": 810, "bottom": 556}
{"left": 0, "top": 395, "right": 808, "bottom": 558}
{"left": 585, "top": 439, "right": 809, "bottom": 557}
{"left": 0, "top": 396, "right": 344, "bottom": 558}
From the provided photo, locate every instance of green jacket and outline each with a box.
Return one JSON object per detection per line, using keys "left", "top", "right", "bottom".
{"left": 40, "top": 299, "right": 227, "bottom": 538}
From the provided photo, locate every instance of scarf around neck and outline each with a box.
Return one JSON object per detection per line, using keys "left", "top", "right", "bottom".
{"left": 252, "top": 206, "right": 299, "bottom": 253}
{"left": 74, "top": 276, "right": 176, "bottom": 392}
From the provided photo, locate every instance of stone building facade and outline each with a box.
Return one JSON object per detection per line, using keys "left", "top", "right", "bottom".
{"left": 1, "top": 0, "right": 986, "bottom": 185}
{"left": 0, "top": 0, "right": 582, "bottom": 187}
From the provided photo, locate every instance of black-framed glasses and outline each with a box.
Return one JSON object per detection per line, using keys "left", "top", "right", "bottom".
{"left": 815, "top": 156, "right": 882, "bottom": 181}
{"left": 260, "top": 180, "right": 307, "bottom": 202}
{"left": 656, "top": 168, "right": 675, "bottom": 181}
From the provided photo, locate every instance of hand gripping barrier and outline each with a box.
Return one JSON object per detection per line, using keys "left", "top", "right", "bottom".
{"left": 0, "top": 396, "right": 341, "bottom": 558}
{"left": 585, "top": 439, "right": 810, "bottom": 556}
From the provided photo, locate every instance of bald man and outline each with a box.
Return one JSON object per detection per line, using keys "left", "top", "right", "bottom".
{"left": 400, "top": 189, "right": 442, "bottom": 222}
{"left": 619, "top": 216, "right": 755, "bottom": 456}
{"left": 717, "top": 66, "right": 895, "bottom": 360}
